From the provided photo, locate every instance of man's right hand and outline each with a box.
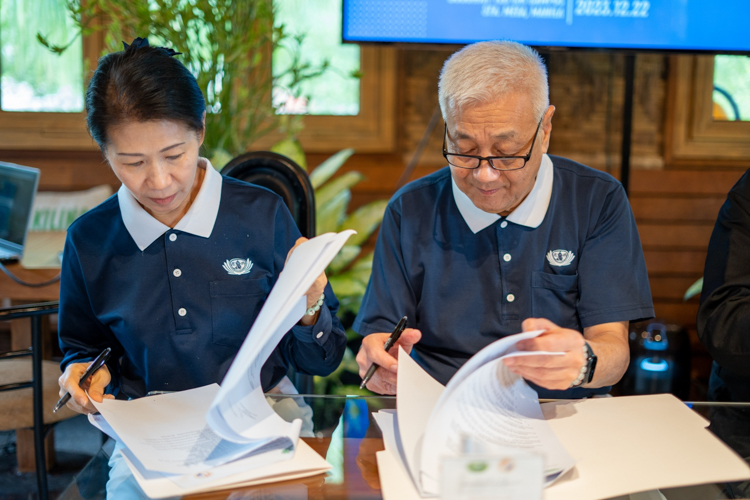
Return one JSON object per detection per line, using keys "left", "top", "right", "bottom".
{"left": 58, "top": 362, "right": 114, "bottom": 414}
{"left": 356, "top": 328, "right": 421, "bottom": 395}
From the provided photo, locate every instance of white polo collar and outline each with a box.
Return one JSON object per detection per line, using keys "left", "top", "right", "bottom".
{"left": 451, "top": 153, "right": 554, "bottom": 234}
{"left": 118, "top": 157, "right": 222, "bottom": 251}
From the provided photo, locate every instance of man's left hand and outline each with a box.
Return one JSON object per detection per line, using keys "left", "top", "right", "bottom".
{"left": 502, "top": 317, "right": 587, "bottom": 390}
{"left": 285, "top": 237, "right": 328, "bottom": 326}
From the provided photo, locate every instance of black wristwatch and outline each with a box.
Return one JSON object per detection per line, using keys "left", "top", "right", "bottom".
{"left": 571, "top": 342, "right": 598, "bottom": 388}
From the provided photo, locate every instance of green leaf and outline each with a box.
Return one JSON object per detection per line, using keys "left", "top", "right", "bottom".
{"left": 348, "top": 264, "right": 373, "bottom": 287}
{"left": 309, "top": 149, "right": 355, "bottom": 189}
{"left": 328, "top": 245, "right": 361, "bottom": 274}
{"left": 316, "top": 189, "right": 350, "bottom": 234}
{"left": 349, "top": 251, "right": 373, "bottom": 273}
{"left": 270, "top": 137, "right": 307, "bottom": 171}
{"left": 328, "top": 273, "right": 367, "bottom": 298}
{"left": 684, "top": 277, "right": 703, "bottom": 301}
{"left": 340, "top": 200, "right": 388, "bottom": 246}
{"left": 209, "top": 148, "right": 234, "bottom": 171}
{"left": 315, "top": 171, "right": 364, "bottom": 209}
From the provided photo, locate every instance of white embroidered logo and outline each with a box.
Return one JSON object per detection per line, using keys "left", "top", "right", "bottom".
{"left": 222, "top": 258, "right": 253, "bottom": 275}
{"left": 546, "top": 249, "right": 576, "bottom": 267}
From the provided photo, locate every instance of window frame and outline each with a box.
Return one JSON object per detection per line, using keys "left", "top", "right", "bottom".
{"left": 665, "top": 54, "right": 750, "bottom": 167}
{"left": 0, "top": 32, "right": 103, "bottom": 150}
{"left": 0, "top": 33, "right": 397, "bottom": 154}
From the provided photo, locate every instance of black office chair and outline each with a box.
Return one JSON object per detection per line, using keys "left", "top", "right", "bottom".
{"left": 222, "top": 151, "right": 316, "bottom": 394}
{"left": 0, "top": 301, "right": 72, "bottom": 500}
{"left": 222, "top": 151, "right": 316, "bottom": 238}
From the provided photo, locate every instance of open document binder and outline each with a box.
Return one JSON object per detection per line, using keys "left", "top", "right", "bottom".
{"left": 87, "top": 231, "right": 355, "bottom": 498}
{"left": 375, "top": 333, "right": 750, "bottom": 500}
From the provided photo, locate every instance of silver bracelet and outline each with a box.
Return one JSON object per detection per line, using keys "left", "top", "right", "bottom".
{"left": 570, "top": 344, "right": 589, "bottom": 388}
{"left": 305, "top": 293, "right": 325, "bottom": 316}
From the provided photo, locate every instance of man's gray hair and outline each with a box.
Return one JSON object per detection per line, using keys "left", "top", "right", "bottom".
{"left": 438, "top": 41, "right": 549, "bottom": 123}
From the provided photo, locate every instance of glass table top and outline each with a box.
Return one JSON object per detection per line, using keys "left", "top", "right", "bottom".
{"left": 57, "top": 395, "right": 750, "bottom": 500}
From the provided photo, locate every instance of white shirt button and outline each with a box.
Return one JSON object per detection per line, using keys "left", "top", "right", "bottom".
{"left": 173, "top": 269, "right": 182, "bottom": 277}
{"left": 169, "top": 233, "right": 177, "bottom": 242}
{"left": 507, "top": 294, "right": 515, "bottom": 302}
{"left": 316, "top": 331, "right": 324, "bottom": 339}
{"left": 500, "top": 221, "right": 508, "bottom": 228}
{"left": 503, "top": 253, "right": 511, "bottom": 262}
{"left": 178, "top": 308, "right": 187, "bottom": 317}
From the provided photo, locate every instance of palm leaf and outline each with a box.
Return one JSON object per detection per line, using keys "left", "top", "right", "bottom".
{"left": 309, "top": 148, "right": 354, "bottom": 189}
{"left": 684, "top": 277, "right": 703, "bottom": 301}
{"left": 328, "top": 245, "right": 361, "bottom": 274}
{"left": 316, "top": 189, "right": 350, "bottom": 234}
{"left": 349, "top": 251, "right": 374, "bottom": 274}
{"left": 270, "top": 137, "right": 307, "bottom": 171}
{"left": 328, "top": 272, "right": 368, "bottom": 297}
{"left": 315, "top": 171, "right": 364, "bottom": 209}
{"left": 340, "top": 200, "right": 388, "bottom": 246}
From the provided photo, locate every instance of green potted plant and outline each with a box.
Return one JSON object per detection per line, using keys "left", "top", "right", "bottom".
{"left": 38, "top": 0, "right": 329, "bottom": 168}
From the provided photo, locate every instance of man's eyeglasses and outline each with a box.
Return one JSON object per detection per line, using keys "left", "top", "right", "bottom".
{"left": 442, "top": 116, "right": 543, "bottom": 171}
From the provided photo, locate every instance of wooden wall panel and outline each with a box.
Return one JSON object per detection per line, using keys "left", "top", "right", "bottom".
{"left": 0, "top": 150, "right": 116, "bottom": 192}
{"left": 630, "top": 198, "right": 725, "bottom": 222}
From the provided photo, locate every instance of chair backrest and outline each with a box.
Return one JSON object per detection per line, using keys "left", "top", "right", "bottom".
{"left": 221, "top": 151, "right": 317, "bottom": 394}
{"left": 221, "top": 151, "right": 316, "bottom": 238}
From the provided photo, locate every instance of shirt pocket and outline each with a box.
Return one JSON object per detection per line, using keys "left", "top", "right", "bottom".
{"left": 210, "top": 277, "right": 271, "bottom": 347}
{"left": 531, "top": 272, "right": 580, "bottom": 327}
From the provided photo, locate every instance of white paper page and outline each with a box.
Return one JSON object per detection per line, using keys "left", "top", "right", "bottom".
{"left": 419, "top": 359, "right": 574, "bottom": 494}
{"left": 543, "top": 394, "right": 750, "bottom": 500}
{"left": 90, "top": 385, "right": 283, "bottom": 475}
{"left": 395, "top": 347, "right": 445, "bottom": 496}
{"left": 393, "top": 331, "right": 565, "bottom": 496}
{"left": 217, "top": 231, "right": 355, "bottom": 394}
{"left": 115, "top": 430, "right": 300, "bottom": 490}
{"left": 88, "top": 413, "right": 121, "bottom": 442}
{"left": 429, "top": 329, "right": 550, "bottom": 420}
{"left": 122, "top": 438, "right": 331, "bottom": 499}
{"left": 377, "top": 450, "right": 423, "bottom": 500}
{"left": 205, "top": 304, "right": 304, "bottom": 442}
{"left": 372, "top": 411, "right": 398, "bottom": 456}
{"left": 373, "top": 410, "right": 411, "bottom": 473}
{"left": 208, "top": 231, "right": 355, "bottom": 441}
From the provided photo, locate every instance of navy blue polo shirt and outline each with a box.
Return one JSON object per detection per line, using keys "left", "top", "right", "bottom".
{"left": 353, "top": 154, "right": 654, "bottom": 399}
{"left": 59, "top": 160, "right": 346, "bottom": 399}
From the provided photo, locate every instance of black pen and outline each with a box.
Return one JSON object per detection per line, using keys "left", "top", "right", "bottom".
{"left": 54, "top": 347, "right": 112, "bottom": 413}
{"left": 359, "top": 316, "right": 408, "bottom": 390}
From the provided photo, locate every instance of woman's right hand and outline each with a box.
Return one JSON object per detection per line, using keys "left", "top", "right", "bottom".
{"left": 58, "top": 362, "right": 114, "bottom": 414}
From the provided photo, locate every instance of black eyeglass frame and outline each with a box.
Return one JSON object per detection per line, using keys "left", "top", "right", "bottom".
{"left": 442, "top": 116, "right": 544, "bottom": 171}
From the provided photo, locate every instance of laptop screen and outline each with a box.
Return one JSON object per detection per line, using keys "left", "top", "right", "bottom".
{"left": 0, "top": 162, "right": 40, "bottom": 249}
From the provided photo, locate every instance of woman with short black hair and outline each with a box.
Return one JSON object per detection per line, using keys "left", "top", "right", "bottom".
{"left": 57, "top": 37, "right": 346, "bottom": 416}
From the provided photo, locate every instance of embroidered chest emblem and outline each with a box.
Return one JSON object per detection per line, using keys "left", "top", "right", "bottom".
{"left": 223, "top": 258, "right": 253, "bottom": 275}
{"left": 546, "top": 249, "right": 576, "bottom": 267}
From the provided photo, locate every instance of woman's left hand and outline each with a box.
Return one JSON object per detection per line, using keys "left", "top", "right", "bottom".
{"left": 286, "top": 237, "right": 328, "bottom": 326}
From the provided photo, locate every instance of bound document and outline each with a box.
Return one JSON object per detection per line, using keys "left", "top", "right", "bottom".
{"left": 375, "top": 331, "right": 750, "bottom": 500}
{"left": 377, "top": 331, "right": 574, "bottom": 498}
{"left": 87, "top": 230, "right": 355, "bottom": 498}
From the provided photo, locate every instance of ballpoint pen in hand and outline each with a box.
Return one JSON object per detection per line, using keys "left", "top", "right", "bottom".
{"left": 359, "top": 316, "right": 408, "bottom": 390}
{"left": 54, "top": 347, "right": 112, "bottom": 413}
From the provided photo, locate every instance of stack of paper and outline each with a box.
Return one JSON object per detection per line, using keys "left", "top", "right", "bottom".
{"left": 375, "top": 332, "right": 750, "bottom": 499}
{"left": 378, "top": 331, "right": 572, "bottom": 498}
{"left": 87, "top": 231, "right": 355, "bottom": 498}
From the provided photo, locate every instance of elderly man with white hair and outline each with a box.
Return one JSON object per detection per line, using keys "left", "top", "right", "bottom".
{"left": 353, "top": 41, "right": 654, "bottom": 398}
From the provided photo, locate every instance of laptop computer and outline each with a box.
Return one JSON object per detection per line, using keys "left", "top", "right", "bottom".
{"left": 0, "top": 161, "right": 40, "bottom": 261}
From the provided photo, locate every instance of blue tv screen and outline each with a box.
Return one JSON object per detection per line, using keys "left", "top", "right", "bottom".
{"left": 342, "top": 0, "right": 750, "bottom": 53}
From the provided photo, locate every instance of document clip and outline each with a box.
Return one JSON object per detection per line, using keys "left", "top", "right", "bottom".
{"left": 440, "top": 436, "right": 544, "bottom": 500}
